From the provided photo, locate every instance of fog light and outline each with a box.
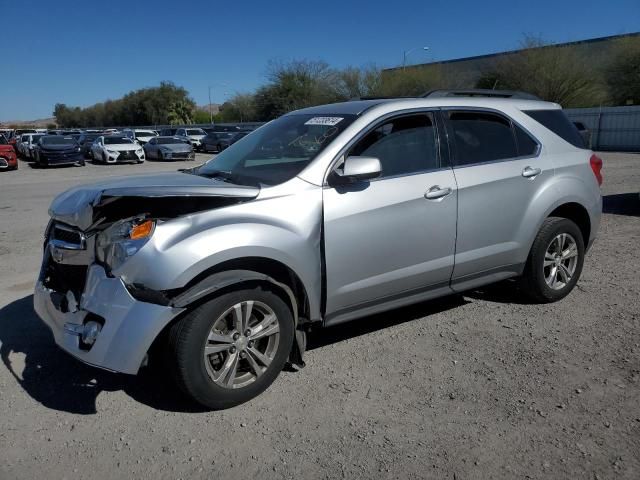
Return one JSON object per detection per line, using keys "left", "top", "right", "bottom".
{"left": 82, "top": 321, "right": 102, "bottom": 345}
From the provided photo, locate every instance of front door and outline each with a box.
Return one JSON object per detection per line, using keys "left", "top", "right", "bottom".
{"left": 323, "top": 112, "right": 458, "bottom": 322}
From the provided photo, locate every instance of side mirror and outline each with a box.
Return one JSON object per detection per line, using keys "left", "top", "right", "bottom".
{"left": 330, "top": 156, "right": 382, "bottom": 185}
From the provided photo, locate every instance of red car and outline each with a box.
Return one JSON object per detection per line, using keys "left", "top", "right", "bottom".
{"left": 0, "top": 135, "right": 18, "bottom": 171}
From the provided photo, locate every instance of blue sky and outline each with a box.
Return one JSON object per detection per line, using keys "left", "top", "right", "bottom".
{"left": 2, "top": 0, "right": 638, "bottom": 121}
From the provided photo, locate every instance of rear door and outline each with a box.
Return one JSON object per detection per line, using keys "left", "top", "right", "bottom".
{"left": 323, "top": 111, "right": 458, "bottom": 321}
{"left": 442, "top": 108, "right": 553, "bottom": 289}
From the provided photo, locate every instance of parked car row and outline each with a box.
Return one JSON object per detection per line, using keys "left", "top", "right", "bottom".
{"left": 0, "top": 123, "right": 256, "bottom": 171}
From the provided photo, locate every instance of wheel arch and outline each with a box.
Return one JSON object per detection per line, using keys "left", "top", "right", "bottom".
{"left": 547, "top": 202, "right": 591, "bottom": 247}
{"left": 147, "top": 257, "right": 312, "bottom": 370}
{"left": 168, "top": 257, "right": 311, "bottom": 325}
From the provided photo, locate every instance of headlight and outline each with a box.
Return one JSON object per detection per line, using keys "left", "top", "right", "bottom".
{"left": 106, "top": 149, "right": 118, "bottom": 155}
{"left": 76, "top": 147, "right": 81, "bottom": 152}
{"left": 96, "top": 218, "right": 155, "bottom": 271}
{"left": 136, "top": 148, "right": 144, "bottom": 154}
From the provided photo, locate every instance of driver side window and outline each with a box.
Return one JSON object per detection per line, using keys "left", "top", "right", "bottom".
{"left": 349, "top": 113, "right": 438, "bottom": 178}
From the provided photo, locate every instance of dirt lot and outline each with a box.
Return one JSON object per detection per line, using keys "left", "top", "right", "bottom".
{"left": 0, "top": 153, "right": 638, "bottom": 480}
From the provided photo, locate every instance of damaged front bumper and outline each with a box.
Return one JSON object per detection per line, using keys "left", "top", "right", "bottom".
{"left": 34, "top": 264, "right": 184, "bottom": 374}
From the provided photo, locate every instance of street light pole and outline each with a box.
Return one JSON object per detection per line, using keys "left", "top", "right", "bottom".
{"left": 402, "top": 46, "right": 430, "bottom": 70}
{"left": 208, "top": 83, "right": 228, "bottom": 124}
{"left": 208, "top": 86, "right": 213, "bottom": 124}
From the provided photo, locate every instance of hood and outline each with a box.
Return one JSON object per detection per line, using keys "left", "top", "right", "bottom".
{"left": 158, "top": 143, "right": 192, "bottom": 152}
{"left": 105, "top": 143, "right": 140, "bottom": 151}
{"left": 49, "top": 172, "right": 260, "bottom": 230}
{"left": 40, "top": 143, "right": 79, "bottom": 151}
{"left": 188, "top": 134, "right": 206, "bottom": 140}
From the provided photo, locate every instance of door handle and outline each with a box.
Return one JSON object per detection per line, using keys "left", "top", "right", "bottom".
{"left": 522, "top": 166, "right": 541, "bottom": 178}
{"left": 424, "top": 186, "right": 452, "bottom": 200}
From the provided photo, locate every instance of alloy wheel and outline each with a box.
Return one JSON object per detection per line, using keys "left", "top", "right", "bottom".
{"left": 543, "top": 233, "right": 578, "bottom": 290}
{"left": 203, "top": 300, "right": 280, "bottom": 389}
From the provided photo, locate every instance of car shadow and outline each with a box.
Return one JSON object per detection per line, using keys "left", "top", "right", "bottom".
{"left": 602, "top": 193, "right": 640, "bottom": 217}
{"left": 307, "top": 294, "right": 468, "bottom": 350}
{"left": 462, "top": 279, "right": 540, "bottom": 305}
{"left": 0, "top": 289, "right": 504, "bottom": 414}
{"left": 0, "top": 295, "right": 208, "bottom": 415}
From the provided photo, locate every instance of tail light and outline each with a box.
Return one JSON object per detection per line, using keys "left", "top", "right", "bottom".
{"left": 589, "top": 154, "right": 603, "bottom": 186}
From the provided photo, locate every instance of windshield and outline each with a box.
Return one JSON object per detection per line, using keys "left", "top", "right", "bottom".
{"left": 104, "top": 137, "right": 134, "bottom": 145}
{"left": 80, "top": 134, "right": 99, "bottom": 143}
{"left": 41, "top": 136, "right": 77, "bottom": 145}
{"left": 135, "top": 131, "right": 156, "bottom": 137}
{"left": 186, "top": 129, "right": 206, "bottom": 136}
{"left": 0, "top": 136, "right": 7, "bottom": 145}
{"left": 32, "top": 134, "right": 45, "bottom": 142}
{"left": 157, "top": 137, "right": 189, "bottom": 144}
{"left": 196, "top": 113, "right": 356, "bottom": 186}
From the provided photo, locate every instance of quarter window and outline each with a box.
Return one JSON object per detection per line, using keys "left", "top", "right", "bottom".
{"left": 514, "top": 124, "right": 539, "bottom": 156}
{"left": 349, "top": 114, "right": 438, "bottom": 178}
{"left": 447, "top": 111, "right": 518, "bottom": 165}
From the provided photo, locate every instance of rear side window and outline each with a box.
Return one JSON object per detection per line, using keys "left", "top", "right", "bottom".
{"left": 447, "top": 111, "right": 517, "bottom": 165}
{"left": 350, "top": 113, "right": 438, "bottom": 178}
{"left": 523, "top": 109, "right": 585, "bottom": 148}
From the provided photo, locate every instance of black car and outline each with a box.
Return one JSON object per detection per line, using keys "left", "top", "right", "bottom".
{"left": 201, "top": 125, "right": 241, "bottom": 134}
{"left": 159, "top": 127, "right": 179, "bottom": 136}
{"left": 77, "top": 133, "right": 101, "bottom": 158}
{"left": 33, "top": 135, "right": 85, "bottom": 167}
{"left": 201, "top": 131, "right": 248, "bottom": 153}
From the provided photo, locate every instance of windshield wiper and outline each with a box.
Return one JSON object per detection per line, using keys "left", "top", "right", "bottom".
{"left": 197, "top": 169, "right": 238, "bottom": 184}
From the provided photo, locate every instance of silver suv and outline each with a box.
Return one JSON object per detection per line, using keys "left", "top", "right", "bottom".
{"left": 34, "top": 91, "right": 603, "bottom": 409}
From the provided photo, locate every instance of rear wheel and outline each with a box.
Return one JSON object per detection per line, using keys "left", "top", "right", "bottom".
{"left": 167, "top": 287, "right": 294, "bottom": 409}
{"left": 520, "top": 217, "right": 585, "bottom": 303}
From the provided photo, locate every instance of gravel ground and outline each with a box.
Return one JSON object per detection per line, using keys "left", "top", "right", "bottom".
{"left": 0, "top": 152, "right": 638, "bottom": 480}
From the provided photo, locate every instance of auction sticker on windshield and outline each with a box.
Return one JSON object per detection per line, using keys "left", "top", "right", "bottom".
{"left": 304, "top": 117, "right": 344, "bottom": 126}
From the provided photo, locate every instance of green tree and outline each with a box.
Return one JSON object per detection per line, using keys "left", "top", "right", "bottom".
{"left": 53, "top": 82, "right": 195, "bottom": 127}
{"left": 254, "top": 60, "right": 343, "bottom": 120}
{"left": 192, "top": 109, "right": 211, "bottom": 124}
{"left": 166, "top": 100, "right": 193, "bottom": 125}
{"left": 218, "top": 93, "right": 257, "bottom": 122}
{"left": 475, "top": 36, "right": 606, "bottom": 107}
{"left": 377, "top": 65, "right": 445, "bottom": 97}
{"left": 605, "top": 37, "right": 640, "bottom": 105}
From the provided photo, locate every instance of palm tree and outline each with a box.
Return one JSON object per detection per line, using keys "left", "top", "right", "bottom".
{"left": 167, "top": 101, "right": 193, "bottom": 125}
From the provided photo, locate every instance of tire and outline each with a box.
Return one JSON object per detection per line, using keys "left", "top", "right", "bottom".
{"left": 158, "top": 151, "right": 164, "bottom": 161}
{"left": 102, "top": 152, "right": 108, "bottom": 164}
{"left": 167, "top": 287, "right": 294, "bottom": 409}
{"left": 520, "top": 217, "right": 585, "bottom": 303}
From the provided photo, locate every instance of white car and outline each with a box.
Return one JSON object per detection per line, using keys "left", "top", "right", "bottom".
{"left": 91, "top": 135, "right": 145, "bottom": 164}
{"left": 18, "top": 133, "right": 45, "bottom": 159}
{"left": 175, "top": 127, "right": 207, "bottom": 150}
{"left": 123, "top": 129, "right": 158, "bottom": 145}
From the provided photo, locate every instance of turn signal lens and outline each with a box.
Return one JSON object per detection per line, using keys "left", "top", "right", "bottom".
{"left": 130, "top": 220, "right": 154, "bottom": 240}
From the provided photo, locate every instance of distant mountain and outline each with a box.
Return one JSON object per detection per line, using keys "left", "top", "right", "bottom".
{"left": 0, "top": 117, "right": 56, "bottom": 128}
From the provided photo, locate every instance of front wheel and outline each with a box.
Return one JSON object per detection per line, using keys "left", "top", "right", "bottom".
{"left": 520, "top": 217, "right": 585, "bottom": 303}
{"left": 167, "top": 288, "right": 294, "bottom": 409}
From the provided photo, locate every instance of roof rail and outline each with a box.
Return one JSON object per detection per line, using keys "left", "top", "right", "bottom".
{"left": 350, "top": 96, "right": 417, "bottom": 101}
{"left": 422, "top": 89, "right": 541, "bottom": 100}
